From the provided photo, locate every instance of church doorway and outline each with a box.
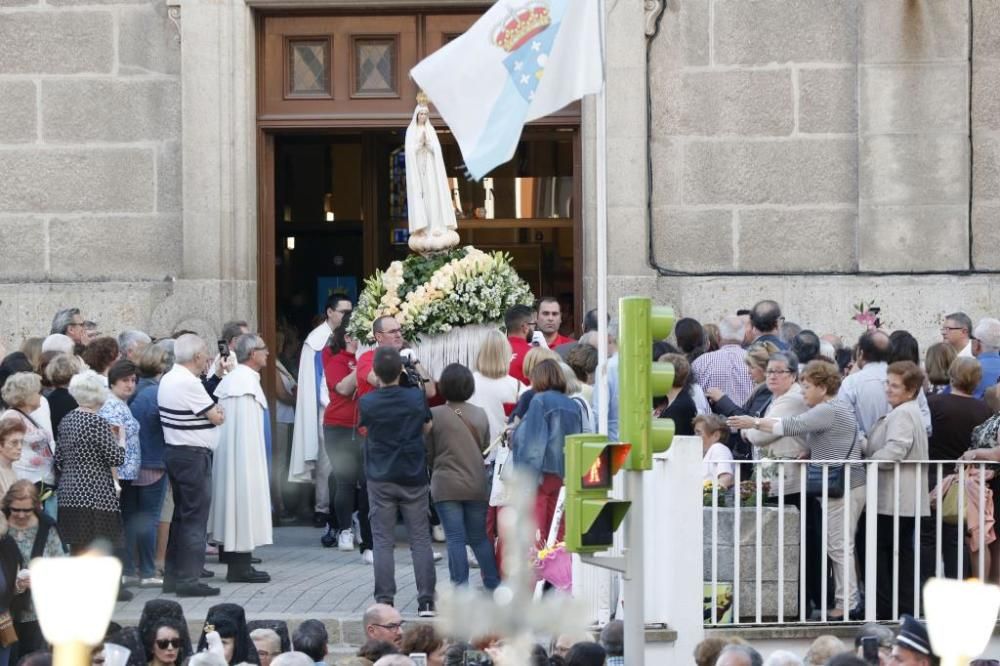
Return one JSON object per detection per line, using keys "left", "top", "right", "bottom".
{"left": 256, "top": 10, "right": 582, "bottom": 367}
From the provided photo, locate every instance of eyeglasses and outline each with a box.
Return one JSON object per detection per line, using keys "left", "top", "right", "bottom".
{"left": 373, "top": 621, "right": 405, "bottom": 632}
{"left": 156, "top": 639, "right": 183, "bottom": 650}
{"left": 765, "top": 369, "right": 792, "bottom": 376}
{"left": 941, "top": 326, "right": 965, "bottom": 333}
{"left": 6, "top": 508, "right": 33, "bottom": 515}
{"left": 253, "top": 347, "right": 268, "bottom": 352}
{"left": 380, "top": 328, "right": 403, "bottom": 336}
{"left": 336, "top": 308, "right": 352, "bottom": 314}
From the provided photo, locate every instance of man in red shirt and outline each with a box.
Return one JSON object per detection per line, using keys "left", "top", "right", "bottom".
{"left": 537, "top": 296, "right": 575, "bottom": 348}
{"left": 355, "top": 316, "right": 436, "bottom": 403}
{"left": 504, "top": 304, "right": 536, "bottom": 385}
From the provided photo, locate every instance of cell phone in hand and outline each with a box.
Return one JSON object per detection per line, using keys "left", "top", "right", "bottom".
{"left": 218, "top": 339, "right": 229, "bottom": 358}
{"left": 409, "top": 653, "right": 427, "bottom": 666}
{"left": 860, "top": 636, "right": 879, "bottom": 665}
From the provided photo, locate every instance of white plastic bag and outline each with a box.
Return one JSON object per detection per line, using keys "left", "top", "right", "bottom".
{"left": 488, "top": 442, "right": 512, "bottom": 507}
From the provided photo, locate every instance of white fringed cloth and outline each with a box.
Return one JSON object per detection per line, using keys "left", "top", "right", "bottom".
{"left": 359, "top": 323, "right": 499, "bottom": 381}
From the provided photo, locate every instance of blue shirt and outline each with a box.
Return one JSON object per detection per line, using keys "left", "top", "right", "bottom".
{"left": 129, "top": 378, "right": 166, "bottom": 470}
{"left": 975, "top": 352, "right": 1000, "bottom": 399}
{"left": 511, "top": 390, "right": 583, "bottom": 478}
{"left": 359, "top": 385, "right": 431, "bottom": 486}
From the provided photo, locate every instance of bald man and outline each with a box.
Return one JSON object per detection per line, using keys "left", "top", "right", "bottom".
{"left": 362, "top": 604, "right": 403, "bottom": 650}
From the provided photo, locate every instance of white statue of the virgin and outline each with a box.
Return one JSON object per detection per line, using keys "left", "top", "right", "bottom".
{"left": 405, "top": 103, "right": 461, "bottom": 255}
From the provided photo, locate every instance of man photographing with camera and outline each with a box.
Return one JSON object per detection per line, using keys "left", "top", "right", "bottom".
{"left": 355, "top": 316, "right": 436, "bottom": 402}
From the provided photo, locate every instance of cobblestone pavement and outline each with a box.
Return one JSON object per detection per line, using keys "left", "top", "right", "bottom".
{"left": 112, "top": 525, "right": 454, "bottom": 649}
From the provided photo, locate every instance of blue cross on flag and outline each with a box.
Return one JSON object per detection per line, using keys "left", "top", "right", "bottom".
{"left": 503, "top": 25, "right": 559, "bottom": 103}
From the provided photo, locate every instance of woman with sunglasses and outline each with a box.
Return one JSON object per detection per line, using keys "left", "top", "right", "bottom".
{"left": 3, "top": 480, "right": 64, "bottom": 662}
{"left": 144, "top": 617, "right": 186, "bottom": 666}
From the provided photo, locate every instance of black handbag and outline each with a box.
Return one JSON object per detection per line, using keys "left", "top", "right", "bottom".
{"left": 805, "top": 429, "right": 858, "bottom": 499}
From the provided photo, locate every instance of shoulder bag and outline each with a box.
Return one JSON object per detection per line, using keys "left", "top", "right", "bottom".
{"left": 805, "top": 428, "right": 858, "bottom": 499}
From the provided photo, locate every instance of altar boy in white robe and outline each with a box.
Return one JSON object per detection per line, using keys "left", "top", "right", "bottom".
{"left": 210, "top": 333, "right": 274, "bottom": 583}
{"left": 289, "top": 295, "right": 353, "bottom": 531}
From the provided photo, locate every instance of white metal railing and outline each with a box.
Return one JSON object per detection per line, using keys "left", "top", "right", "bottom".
{"left": 701, "top": 458, "right": 999, "bottom": 627}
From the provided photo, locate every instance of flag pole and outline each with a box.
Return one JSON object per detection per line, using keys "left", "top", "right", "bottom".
{"left": 594, "top": 0, "right": 644, "bottom": 662}
{"left": 595, "top": 0, "right": 609, "bottom": 438}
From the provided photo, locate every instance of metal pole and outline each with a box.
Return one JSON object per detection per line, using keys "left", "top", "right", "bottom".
{"left": 624, "top": 469, "right": 645, "bottom": 663}
{"left": 596, "top": 0, "right": 609, "bottom": 437}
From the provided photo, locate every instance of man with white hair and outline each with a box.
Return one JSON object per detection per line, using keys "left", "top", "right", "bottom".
{"left": 692, "top": 315, "right": 756, "bottom": 406}
{"left": 118, "top": 330, "right": 152, "bottom": 363}
{"left": 208, "top": 333, "right": 273, "bottom": 583}
{"left": 763, "top": 651, "right": 803, "bottom": 666}
{"left": 973, "top": 318, "right": 1000, "bottom": 399}
{"left": 41, "top": 334, "right": 75, "bottom": 356}
{"left": 158, "top": 333, "right": 225, "bottom": 597}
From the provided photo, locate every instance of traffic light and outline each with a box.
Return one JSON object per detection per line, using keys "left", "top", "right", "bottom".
{"left": 619, "top": 296, "right": 676, "bottom": 471}
{"left": 563, "top": 433, "right": 632, "bottom": 554}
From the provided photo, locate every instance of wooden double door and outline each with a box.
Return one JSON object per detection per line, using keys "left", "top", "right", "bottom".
{"left": 256, "top": 9, "right": 582, "bottom": 358}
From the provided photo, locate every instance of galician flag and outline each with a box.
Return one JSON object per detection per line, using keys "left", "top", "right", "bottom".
{"left": 411, "top": 0, "right": 603, "bottom": 181}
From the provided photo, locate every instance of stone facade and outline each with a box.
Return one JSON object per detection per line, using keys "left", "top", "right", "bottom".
{"left": 0, "top": 0, "right": 997, "bottom": 348}
{"left": 587, "top": 0, "right": 996, "bottom": 346}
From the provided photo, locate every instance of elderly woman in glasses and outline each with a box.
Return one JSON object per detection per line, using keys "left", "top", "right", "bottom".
{"left": 2, "top": 480, "right": 64, "bottom": 661}
{"left": 730, "top": 360, "right": 864, "bottom": 620}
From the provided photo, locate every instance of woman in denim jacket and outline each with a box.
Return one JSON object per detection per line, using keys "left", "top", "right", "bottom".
{"left": 511, "top": 359, "right": 583, "bottom": 544}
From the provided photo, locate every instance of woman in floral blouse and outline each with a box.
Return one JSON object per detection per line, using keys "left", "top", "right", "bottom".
{"left": 3, "top": 480, "right": 64, "bottom": 661}
{"left": 98, "top": 360, "right": 141, "bottom": 483}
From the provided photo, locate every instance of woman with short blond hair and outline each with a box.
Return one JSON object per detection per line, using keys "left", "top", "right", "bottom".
{"left": 469, "top": 330, "right": 524, "bottom": 444}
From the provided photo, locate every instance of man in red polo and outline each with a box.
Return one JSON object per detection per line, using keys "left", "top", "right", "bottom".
{"left": 537, "top": 297, "right": 575, "bottom": 348}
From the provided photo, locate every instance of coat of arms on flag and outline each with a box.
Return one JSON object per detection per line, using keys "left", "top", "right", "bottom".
{"left": 495, "top": 3, "right": 559, "bottom": 103}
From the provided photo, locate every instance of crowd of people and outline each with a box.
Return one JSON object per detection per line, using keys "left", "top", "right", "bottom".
{"left": 0, "top": 295, "right": 997, "bottom": 663}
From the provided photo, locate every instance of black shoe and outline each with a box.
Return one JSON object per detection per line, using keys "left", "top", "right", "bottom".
{"left": 251, "top": 557, "right": 262, "bottom": 564}
{"left": 201, "top": 569, "right": 215, "bottom": 578}
{"left": 226, "top": 568, "right": 270, "bottom": 583}
{"left": 117, "top": 588, "right": 134, "bottom": 602}
{"left": 313, "top": 512, "right": 329, "bottom": 528}
{"left": 176, "top": 582, "right": 221, "bottom": 597}
{"left": 320, "top": 528, "right": 336, "bottom": 548}
{"left": 417, "top": 601, "right": 436, "bottom": 617}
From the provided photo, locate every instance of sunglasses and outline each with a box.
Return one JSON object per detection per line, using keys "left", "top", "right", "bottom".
{"left": 6, "top": 508, "right": 32, "bottom": 515}
{"left": 156, "top": 639, "right": 183, "bottom": 650}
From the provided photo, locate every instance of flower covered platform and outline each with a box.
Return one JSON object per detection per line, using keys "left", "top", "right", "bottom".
{"left": 347, "top": 246, "right": 534, "bottom": 379}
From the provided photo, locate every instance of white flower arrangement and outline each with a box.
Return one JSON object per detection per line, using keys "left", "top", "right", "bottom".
{"left": 348, "top": 246, "right": 534, "bottom": 343}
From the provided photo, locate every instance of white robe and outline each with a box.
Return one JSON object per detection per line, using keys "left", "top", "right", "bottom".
{"left": 288, "top": 321, "right": 331, "bottom": 483}
{"left": 208, "top": 364, "right": 273, "bottom": 552}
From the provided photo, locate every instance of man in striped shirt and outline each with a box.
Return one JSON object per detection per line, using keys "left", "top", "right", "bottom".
{"left": 158, "top": 333, "right": 225, "bottom": 597}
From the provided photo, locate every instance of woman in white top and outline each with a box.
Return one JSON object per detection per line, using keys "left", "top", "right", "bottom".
{"left": 695, "top": 414, "right": 734, "bottom": 488}
{"left": 0, "top": 372, "right": 56, "bottom": 516}
{"left": 468, "top": 330, "right": 524, "bottom": 445}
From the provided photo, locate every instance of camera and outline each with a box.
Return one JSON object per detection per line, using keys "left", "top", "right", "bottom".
{"left": 400, "top": 356, "right": 425, "bottom": 388}
{"left": 462, "top": 651, "right": 492, "bottom": 666}
{"left": 217, "top": 339, "right": 229, "bottom": 358}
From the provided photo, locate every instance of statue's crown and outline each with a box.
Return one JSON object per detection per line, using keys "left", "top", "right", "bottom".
{"left": 493, "top": 3, "right": 551, "bottom": 53}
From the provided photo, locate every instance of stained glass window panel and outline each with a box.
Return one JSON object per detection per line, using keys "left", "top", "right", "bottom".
{"left": 354, "top": 38, "right": 397, "bottom": 97}
{"left": 289, "top": 40, "right": 329, "bottom": 96}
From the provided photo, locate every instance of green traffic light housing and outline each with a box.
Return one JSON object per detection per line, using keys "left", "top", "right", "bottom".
{"left": 564, "top": 434, "right": 632, "bottom": 554}
{"left": 619, "top": 297, "right": 677, "bottom": 470}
